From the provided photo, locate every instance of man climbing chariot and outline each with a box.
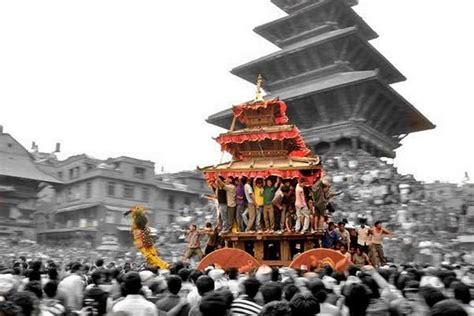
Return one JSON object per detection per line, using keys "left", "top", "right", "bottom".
{"left": 123, "top": 205, "right": 169, "bottom": 269}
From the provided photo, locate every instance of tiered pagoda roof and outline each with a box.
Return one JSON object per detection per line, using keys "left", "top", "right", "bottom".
{"left": 201, "top": 91, "right": 322, "bottom": 183}
{"left": 207, "top": 0, "right": 435, "bottom": 159}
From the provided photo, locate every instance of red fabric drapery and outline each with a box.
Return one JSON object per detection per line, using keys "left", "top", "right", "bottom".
{"left": 233, "top": 100, "right": 289, "bottom": 125}
{"left": 217, "top": 127, "right": 311, "bottom": 158}
{"left": 203, "top": 169, "right": 321, "bottom": 184}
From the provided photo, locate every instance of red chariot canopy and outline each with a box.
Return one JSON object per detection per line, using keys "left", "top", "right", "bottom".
{"left": 233, "top": 99, "right": 289, "bottom": 125}
{"left": 216, "top": 127, "right": 311, "bottom": 158}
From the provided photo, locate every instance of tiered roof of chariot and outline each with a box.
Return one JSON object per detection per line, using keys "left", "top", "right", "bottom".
{"left": 201, "top": 76, "right": 322, "bottom": 184}
{"left": 207, "top": 0, "right": 435, "bottom": 159}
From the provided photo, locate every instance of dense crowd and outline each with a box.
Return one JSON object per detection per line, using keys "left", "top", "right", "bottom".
{"left": 0, "top": 256, "right": 473, "bottom": 316}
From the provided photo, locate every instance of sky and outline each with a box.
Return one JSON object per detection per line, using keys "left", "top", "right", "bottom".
{"left": 1, "top": 0, "right": 473, "bottom": 184}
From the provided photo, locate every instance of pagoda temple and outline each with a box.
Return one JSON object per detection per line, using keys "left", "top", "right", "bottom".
{"left": 207, "top": 0, "right": 435, "bottom": 159}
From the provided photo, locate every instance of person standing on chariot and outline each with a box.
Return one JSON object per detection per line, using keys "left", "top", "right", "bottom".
{"left": 263, "top": 177, "right": 280, "bottom": 233}
{"left": 295, "top": 177, "right": 310, "bottom": 234}
{"left": 123, "top": 205, "right": 169, "bottom": 269}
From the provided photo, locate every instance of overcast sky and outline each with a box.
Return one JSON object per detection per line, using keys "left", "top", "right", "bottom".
{"left": 1, "top": 0, "right": 473, "bottom": 183}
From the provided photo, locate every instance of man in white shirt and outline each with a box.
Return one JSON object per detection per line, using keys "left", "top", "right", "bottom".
{"left": 57, "top": 262, "right": 85, "bottom": 312}
{"left": 244, "top": 178, "right": 257, "bottom": 232}
{"left": 356, "top": 224, "right": 369, "bottom": 254}
{"left": 112, "top": 272, "right": 158, "bottom": 316}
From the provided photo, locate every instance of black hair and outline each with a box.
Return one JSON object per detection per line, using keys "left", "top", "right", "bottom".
{"left": 0, "top": 301, "right": 22, "bottom": 316}
{"left": 11, "top": 291, "right": 37, "bottom": 316}
{"left": 452, "top": 282, "right": 471, "bottom": 305}
{"left": 271, "top": 267, "right": 280, "bottom": 282}
{"left": 260, "top": 300, "right": 291, "bottom": 316}
{"left": 90, "top": 270, "right": 103, "bottom": 286}
{"left": 260, "top": 282, "right": 283, "bottom": 304}
{"left": 25, "top": 281, "right": 43, "bottom": 299}
{"left": 289, "top": 292, "right": 320, "bottom": 316}
{"left": 420, "top": 287, "right": 446, "bottom": 308}
{"left": 95, "top": 259, "right": 104, "bottom": 267}
{"left": 431, "top": 299, "right": 468, "bottom": 316}
{"left": 135, "top": 213, "right": 148, "bottom": 230}
{"left": 196, "top": 275, "right": 214, "bottom": 296}
{"left": 243, "top": 277, "right": 261, "bottom": 299}
{"left": 167, "top": 275, "right": 182, "bottom": 295}
{"left": 347, "top": 265, "right": 360, "bottom": 277}
{"left": 308, "top": 279, "right": 325, "bottom": 297}
{"left": 199, "top": 291, "right": 228, "bottom": 316}
{"left": 123, "top": 272, "right": 142, "bottom": 295}
{"left": 283, "top": 284, "right": 300, "bottom": 302}
{"left": 178, "top": 268, "right": 191, "bottom": 282}
{"left": 189, "top": 269, "right": 203, "bottom": 284}
{"left": 43, "top": 281, "right": 58, "bottom": 298}
{"left": 70, "top": 262, "right": 83, "bottom": 273}
{"left": 344, "top": 284, "right": 370, "bottom": 316}
{"left": 227, "top": 267, "right": 238, "bottom": 280}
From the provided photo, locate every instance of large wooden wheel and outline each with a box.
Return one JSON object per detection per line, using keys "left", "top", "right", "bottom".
{"left": 289, "top": 248, "right": 350, "bottom": 273}
{"left": 197, "top": 248, "right": 261, "bottom": 273}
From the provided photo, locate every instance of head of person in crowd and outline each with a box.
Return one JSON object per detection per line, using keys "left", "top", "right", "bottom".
{"left": 337, "top": 222, "right": 346, "bottom": 232}
{"left": 228, "top": 267, "right": 238, "bottom": 281}
{"left": 255, "top": 178, "right": 264, "bottom": 188}
{"left": 359, "top": 273, "right": 381, "bottom": 299}
{"left": 24, "top": 281, "right": 43, "bottom": 300}
{"left": 196, "top": 275, "right": 215, "bottom": 297}
{"left": 430, "top": 299, "right": 468, "bottom": 316}
{"left": 123, "top": 271, "right": 142, "bottom": 296}
{"left": 339, "top": 244, "right": 348, "bottom": 255}
{"left": 374, "top": 221, "right": 382, "bottom": 229}
{"left": 189, "top": 269, "right": 203, "bottom": 285}
{"left": 164, "top": 275, "right": 181, "bottom": 296}
{"left": 289, "top": 292, "right": 320, "bottom": 316}
{"left": 225, "top": 176, "right": 234, "bottom": 185}
{"left": 43, "top": 280, "right": 59, "bottom": 299}
{"left": 95, "top": 258, "right": 104, "bottom": 268}
{"left": 260, "top": 300, "right": 291, "bottom": 316}
{"left": 70, "top": 262, "right": 83, "bottom": 275}
{"left": 178, "top": 268, "right": 191, "bottom": 282}
{"left": 0, "top": 301, "right": 22, "bottom": 316}
{"left": 271, "top": 267, "right": 280, "bottom": 282}
{"left": 199, "top": 290, "right": 229, "bottom": 316}
{"left": 242, "top": 277, "right": 260, "bottom": 299}
{"left": 344, "top": 283, "right": 370, "bottom": 316}
{"left": 90, "top": 270, "right": 103, "bottom": 286}
{"left": 189, "top": 224, "right": 197, "bottom": 232}
{"left": 420, "top": 286, "right": 446, "bottom": 308}
{"left": 451, "top": 281, "right": 471, "bottom": 305}
{"left": 260, "top": 282, "right": 283, "bottom": 304}
{"left": 11, "top": 291, "right": 38, "bottom": 316}
{"left": 283, "top": 284, "right": 300, "bottom": 302}
{"left": 266, "top": 178, "right": 273, "bottom": 187}
{"left": 402, "top": 280, "right": 421, "bottom": 301}
{"left": 327, "top": 222, "right": 336, "bottom": 232}
{"left": 298, "top": 177, "right": 306, "bottom": 186}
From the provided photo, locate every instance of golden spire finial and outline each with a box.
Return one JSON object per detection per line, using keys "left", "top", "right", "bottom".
{"left": 254, "top": 73, "right": 264, "bottom": 102}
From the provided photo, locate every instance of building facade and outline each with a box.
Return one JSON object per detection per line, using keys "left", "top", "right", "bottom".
{"left": 34, "top": 154, "right": 209, "bottom": 247}
{"left": 0, "top": 127, "right": 61, "bottom": 240}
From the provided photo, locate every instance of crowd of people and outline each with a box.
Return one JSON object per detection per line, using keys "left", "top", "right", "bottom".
{"left": 210, "top": 174, "right": 340, "bottom": 235}
{"left": 0, "top": 255, "right": 473, "bottom": 315}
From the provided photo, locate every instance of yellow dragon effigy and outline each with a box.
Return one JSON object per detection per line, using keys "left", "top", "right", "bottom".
{"left": 123, "top": 205, "right": 169, "bottom": 269}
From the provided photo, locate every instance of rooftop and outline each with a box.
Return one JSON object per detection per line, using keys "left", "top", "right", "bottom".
{"left": 255, "top": 0, "right": 377, "bottom": 47}
{"left": 0, "top": 133, "right": 62, "bottom": 184}
{"left": 232, "top": 27, "right": 405, "bottom": 87}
